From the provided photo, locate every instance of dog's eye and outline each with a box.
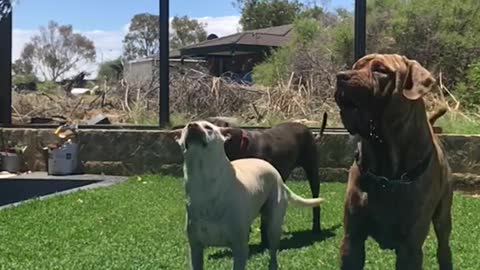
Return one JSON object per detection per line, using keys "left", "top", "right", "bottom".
{"left": 372, "top": 65, "right": 390, "bottom": 75}
{"left": 204, "top": 125, "right": 213, "bottom": 130}
{"left": 373, "top": 71, "right": 390, "bottom": 83}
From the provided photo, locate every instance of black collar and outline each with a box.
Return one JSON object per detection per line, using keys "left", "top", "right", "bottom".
{"left": 355, "top": 147, "right": 434, "bottom": 190}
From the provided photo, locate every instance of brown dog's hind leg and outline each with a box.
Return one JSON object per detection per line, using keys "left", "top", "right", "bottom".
{"left": 432, "top": 189, "right": 453, "bottom": 270}
{"left": 300, "top": 132, "right": 322, "bottom": 233}
{"left": 305, "top": 163, "right": 321, "bottom": 233}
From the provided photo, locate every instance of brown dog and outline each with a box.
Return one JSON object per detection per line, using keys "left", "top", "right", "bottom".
{"left": 335, "top": 54, "right": 453, "bottom": 270}
{"left": 216, "top": 114, "right": 328, "bottom": 249}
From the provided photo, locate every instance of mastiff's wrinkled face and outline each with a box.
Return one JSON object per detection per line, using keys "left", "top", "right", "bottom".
{"left": 335, "top": 54, "right": 436, "bottom": 139}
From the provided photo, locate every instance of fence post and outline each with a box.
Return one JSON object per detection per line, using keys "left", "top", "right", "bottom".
{"left": 0, "top": 7, "right": 12, "bottom": 126}
{"left": 354, "top": 0, "right": 367, "bottom": 61}
{"left": 159, "top": 0, "right": 170, "bottom": 127}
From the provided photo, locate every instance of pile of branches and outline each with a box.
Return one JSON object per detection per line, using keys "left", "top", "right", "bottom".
{"left": 11, "top": 64, "right": 338, "bottom": 126}
{"left": 170, "top": 67, "right": 262, "bottom": 119}
{"left": 11, "top": 87, "right": 126, "bottom": 124}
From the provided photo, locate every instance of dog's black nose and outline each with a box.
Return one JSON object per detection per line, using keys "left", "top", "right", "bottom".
{"left": 336, "top": 71, "right": 352, "bottom": 82}
{"left": 187, "top": 123, "right": 198, "bottom": 129}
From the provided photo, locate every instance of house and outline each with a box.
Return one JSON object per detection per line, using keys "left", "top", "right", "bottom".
{"left": 123, "top": 24, "right": 293, "bottom": 85}
{"left": 123, "top": 50, "right": 206, "bottom": 85}
{"left": 180, "top": 24, "right": 293, "bottom": 82}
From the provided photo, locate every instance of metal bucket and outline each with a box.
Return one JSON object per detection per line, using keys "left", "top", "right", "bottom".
{"left": 1, "top": 153, "right": 24, "bottom": 173}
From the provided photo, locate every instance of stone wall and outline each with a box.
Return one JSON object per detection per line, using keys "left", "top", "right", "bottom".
{"left": 1, "top": 128, "right": 479, "bottom": 186}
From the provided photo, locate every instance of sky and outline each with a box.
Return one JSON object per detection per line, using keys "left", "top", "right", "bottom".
{"left": 11, "top": 0, "right": 354, "bottom": 78}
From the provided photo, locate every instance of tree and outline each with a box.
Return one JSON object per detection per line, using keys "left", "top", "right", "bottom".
{"left": 330, "top": 8, "right": 354, "bottom": 66}
{"left": 19, "top": 21, "right": 96, "bottom": 81}
{"left": 170, "top": 16, "right": 208, "bottom": 49}
{"left": 347, "top": 0, "right": 480, "bottom": 88}
{"left": 389, "top": 0, "right": 480, "bottom": 87}
{"left": 123, "top": 13, "right": 159, "bottom": 60}
{"left": 97, "top": 58, "right": 123, "bottom": 82}
{"left": 234, "top": 0, "right": 304, "bottom": 30}
{"left": 12, "top": 58, "right": 33, "bottom": 76}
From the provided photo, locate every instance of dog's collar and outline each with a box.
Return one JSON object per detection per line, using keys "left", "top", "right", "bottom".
{"left": 355, "top": 147, "right": 434, "bottom": 190}
{"left": 239, "top": 130, "right": 249, "bottom": 152}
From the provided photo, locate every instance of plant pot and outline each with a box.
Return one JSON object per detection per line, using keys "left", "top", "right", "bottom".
{"left": 0, "top": 152, "right": 24, "bottom": 173}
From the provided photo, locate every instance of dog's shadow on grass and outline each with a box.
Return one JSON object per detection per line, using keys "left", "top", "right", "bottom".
{"left": 209, "top": 224, "right": 340, "bottom": 260}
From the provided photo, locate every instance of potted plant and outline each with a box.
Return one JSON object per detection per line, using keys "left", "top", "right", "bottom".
{"left": 0, "top": 141, "right": 27, "bottom": 173}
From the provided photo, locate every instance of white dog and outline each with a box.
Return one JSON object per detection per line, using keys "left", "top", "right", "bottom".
{"left": 168, "top": 121, "right": 325, "bottom": 270}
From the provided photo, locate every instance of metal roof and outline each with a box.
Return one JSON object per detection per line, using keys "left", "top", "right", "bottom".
{"left": 180, "top": 24, "right": 293, "bottom": 56}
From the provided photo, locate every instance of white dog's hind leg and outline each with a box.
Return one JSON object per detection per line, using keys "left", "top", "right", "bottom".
{"left": 260, "top": 205, "right": 271, "bottom": 250}
{"left": 267, "top": 200, "right": 287, "bottom": 270}
{"left": 232, "top": 241, "right": 249, "bottom": 270}
{"left": 189, "top": 243, "right": 204, "bottom": 270}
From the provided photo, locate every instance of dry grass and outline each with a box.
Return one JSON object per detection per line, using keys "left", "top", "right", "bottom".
{"left": 10, "top": 65, "right": 479, "bottom": 131}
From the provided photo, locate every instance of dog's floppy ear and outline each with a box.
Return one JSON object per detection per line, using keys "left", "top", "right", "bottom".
{"left": 219, "top": 127, "right": 233, "bottom": 141}
{"left": 164, "top": 129, "right": 183, "bottom": 143}
{"left": 401, "top": 57, "right": 436, "bottom": 100}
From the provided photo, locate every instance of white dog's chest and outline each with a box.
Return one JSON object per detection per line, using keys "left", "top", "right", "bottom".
{"left": 187, "top": 206, "right": 231, "bottom": 247}
{"left": 189, "top": 219, "right": 230, "bottom": 247}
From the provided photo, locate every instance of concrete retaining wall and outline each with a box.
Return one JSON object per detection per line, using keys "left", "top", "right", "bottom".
{"left": 1, "top": 128, "right": 479, "bottom": 186}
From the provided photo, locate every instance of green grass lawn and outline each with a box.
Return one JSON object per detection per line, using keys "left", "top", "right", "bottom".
{"left": 0, "top": 175, "right": 479, "bottom": 269}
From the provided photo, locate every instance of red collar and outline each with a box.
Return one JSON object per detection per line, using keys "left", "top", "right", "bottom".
{"left": 239, "top": 130, "right": 249, "bottom": 152}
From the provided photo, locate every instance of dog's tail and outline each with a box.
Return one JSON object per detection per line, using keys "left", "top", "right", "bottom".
{"left": 282, "top": 184, "right": 324, "bottom": 207}
{"left": 429, "top": 105, "right": 448, "bottom": 126}
{"left": 314, "top": 112, "right": 328, "bottom": 141}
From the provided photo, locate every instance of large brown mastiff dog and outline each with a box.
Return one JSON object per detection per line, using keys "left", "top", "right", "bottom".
{"left": 335, "top": 54, "right": 453, "bottom": 270}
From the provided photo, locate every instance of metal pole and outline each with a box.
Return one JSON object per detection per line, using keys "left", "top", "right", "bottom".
{"left": 0, "top": 7, "right": 12, "bottom": 126}
{"left": 159, "top": 0, "right": 170, "bottom": 127}
{"left": 354, "top": 0, "right": 367, "bottom": 61}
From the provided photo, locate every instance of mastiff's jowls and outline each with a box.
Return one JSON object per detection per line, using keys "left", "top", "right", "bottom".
{"left": 335, "top": 54, "right": 453, "bottom": 270}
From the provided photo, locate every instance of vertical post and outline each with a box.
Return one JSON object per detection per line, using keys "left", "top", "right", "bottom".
{"left": 0, "top": 7, "right": 12, "bottom": 126}
{"left": 354, "top": 0, "right": 367, "bottom": 61}
{"left": 159, "top": 0, "right": 170, "bottom": 127}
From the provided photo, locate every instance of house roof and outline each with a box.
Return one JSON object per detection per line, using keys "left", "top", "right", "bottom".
{"left": 126, "top": 56, "right": 206, "bottom": 65}
{"left": 180, "top": 24, "right": 293, "bottom": 57}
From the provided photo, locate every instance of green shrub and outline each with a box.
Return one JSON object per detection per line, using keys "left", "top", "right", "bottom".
{"left": 97, "top": 58, "right": 123, "bottom": 83}
{"left": 37, "top": 81, "right": 59, "bottom": 93}
{"left": 12, "top": 74, "right": 38, "bottom": 91}
{"left": 456, "top": 61, "right": 480, "bottom": 110}
{"left": 331, "top": 19, "right": 354, "bottom": 66}
{"left": 292, "top": 17, "right": 320, "bottom": 45}
{"left": 252, "top": 17, "right": 320, "bottom": 86}
{"left": 252, "top": 48, "right": 292, "bottom": 86}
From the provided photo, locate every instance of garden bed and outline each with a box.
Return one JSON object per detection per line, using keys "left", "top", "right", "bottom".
{"left": 0, "top": 172, "right": 127, "bottom": 209}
